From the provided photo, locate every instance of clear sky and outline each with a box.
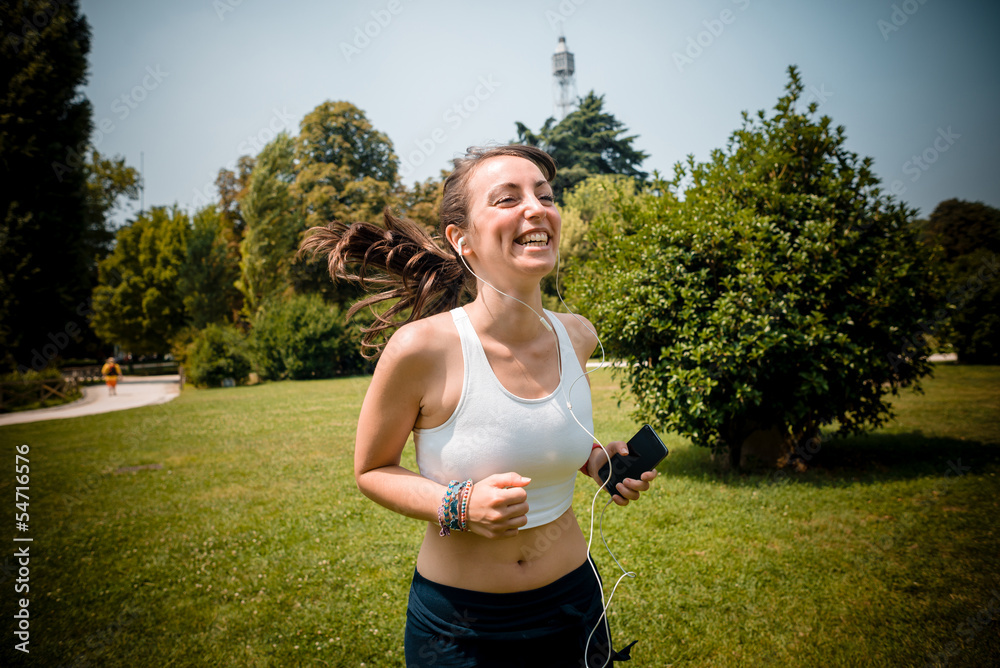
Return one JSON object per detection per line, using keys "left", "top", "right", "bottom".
{"left": 78, "top": 0, "right": 1000, "bottom": 226}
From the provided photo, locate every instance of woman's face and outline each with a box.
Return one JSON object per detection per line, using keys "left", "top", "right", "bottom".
{"left": 458, "top": 155, "right": 561, "bottom": 283}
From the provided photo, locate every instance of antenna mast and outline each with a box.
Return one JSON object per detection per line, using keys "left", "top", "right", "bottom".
{"left": 552, "top": 35, "right": 577, "bottom": 119}
{"left": 139, "top": 151, "right": 145, "bottom": 216}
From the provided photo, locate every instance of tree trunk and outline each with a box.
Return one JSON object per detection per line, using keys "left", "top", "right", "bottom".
{"left": 728, "top": 438, "right": 742, "bottom": 470}
{"left": 739, "top": 425, "right": 789, "bottom": 469}
{"left": 713, "top": 419, "right": 792, "bottom": 471}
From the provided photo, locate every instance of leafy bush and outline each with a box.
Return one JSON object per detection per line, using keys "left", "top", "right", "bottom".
{"left": 1, "top": 367, "right": 70, "bottom": 385}
{"left": 918, "top": 199, "right": 1000, "bottom": 363}
{"left": 250, "top": 294, "right": 365, "bottom": 381}
{"left": 0, "top": 367, "right": 81, "bottom": 412}
{"left": 544, "top": 174, "right": 642, "bottom": 311}
{"left": 566, "top": 67, "right": 943, "bottom": 469}
{"left": 185, "top": 324, "right": 252, "bottom": 387}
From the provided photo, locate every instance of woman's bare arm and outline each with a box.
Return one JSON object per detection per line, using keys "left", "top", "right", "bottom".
{"left": 354, "top": 322, "right": 446, "bottom": 522}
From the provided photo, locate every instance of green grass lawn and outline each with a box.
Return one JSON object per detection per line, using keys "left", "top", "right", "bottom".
{"left": 0, "top": 364, "right": 997, "bottom": 667}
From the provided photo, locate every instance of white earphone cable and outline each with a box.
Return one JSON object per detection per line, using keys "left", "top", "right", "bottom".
{"left": 554, "top": 249, "right": 635, "bottom": 668}
{"left": 456, "top": 239, "right": 636, "bottom": 668}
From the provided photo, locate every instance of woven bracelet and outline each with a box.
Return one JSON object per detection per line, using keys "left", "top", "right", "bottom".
{"left": 438, "top": 479, "right": 472, "bottom": 536}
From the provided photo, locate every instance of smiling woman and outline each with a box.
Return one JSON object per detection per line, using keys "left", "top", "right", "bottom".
{"left": 298, "top": 145, "right": 657, "bottom": 667}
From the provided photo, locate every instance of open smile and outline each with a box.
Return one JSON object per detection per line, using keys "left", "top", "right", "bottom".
{"left": 514, "top": 231, "right": 550, "bottom": 247}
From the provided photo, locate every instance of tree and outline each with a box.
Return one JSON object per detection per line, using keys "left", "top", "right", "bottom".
{"left": 90, "top": 206, "right": 189, "bottom": 354}
{"left": 394, "top": 172, "right": 446, "bottom": 235}
{"left": 211, "top": 156, "right": 253, "bottom": 323}
{"left": 515, "top": 91, "right": 648, "bottom": 202}
{"left": 922, "top": 199, "right": 1000, "bottom": 263}
{"left": 83, "top": 149, "right": 141, "bottom": 258}
{"left": 215, "top": 155, "right": 255, "bottom": 240}
{"left": 237, "top": 133, "right": 303, "bottom": 316}
{"left": 292, "top": 100, "right": 398, "bottom": 227}
{"left": 559, "top": 174, "right": 643, "bottom": 267}
{"left": 540, "top": 174, "right": 643, "bottom": 310}
{"left": 290, "top": 100, "right": 398, "bottom": 300}
{"left": 567, "top": 66, "right": 942, "bottom": 469}
{"left": 1, "top": 0, "right": 94, "bottom": 370}
{"left": 919, "top": 199, "right": 1000, "bottom": 363}
{"left": 180, "top": 205, "right": 242, "bottom": 329}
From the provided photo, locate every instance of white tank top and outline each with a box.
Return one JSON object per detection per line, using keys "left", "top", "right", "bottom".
{"left": 413, "top": 306, "right": 595, "bottom": 529}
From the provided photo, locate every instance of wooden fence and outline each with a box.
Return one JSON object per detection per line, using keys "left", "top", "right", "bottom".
{"left": 62, "top": 365, "right": 103, "bottom": 383}
{"left": 0, "top": 377, "right": 80, "bottom": 412}
{"left": 62, "top": 362, "right": 180, "bottom": 382}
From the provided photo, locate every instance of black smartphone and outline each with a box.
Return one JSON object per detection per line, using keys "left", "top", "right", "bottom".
{"left": 597, "top": 424, "right": 669, "bottom": 496}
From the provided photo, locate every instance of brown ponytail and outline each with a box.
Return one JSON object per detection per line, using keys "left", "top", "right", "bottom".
{"left": 299, "top": 210, "right": 469, "bottom": 358}
{"left": 299, "top": 144, "right": 557, "bottom": 358}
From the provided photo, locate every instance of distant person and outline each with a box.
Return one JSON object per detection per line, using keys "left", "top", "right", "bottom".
{"left": 300, "top": 145, "right": 657, "bottom": 667}
{"left": 101, "top": 357, "right": 122, "bottom": 396}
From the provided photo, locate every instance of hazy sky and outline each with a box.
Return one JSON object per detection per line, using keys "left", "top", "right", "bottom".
{"left": 78, "top": 0, "right": 1000, "bottom": 226}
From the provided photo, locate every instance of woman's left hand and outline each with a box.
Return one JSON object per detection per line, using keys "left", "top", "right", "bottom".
{"left": 583, "top": 441, "right": 658, "bottom": 506}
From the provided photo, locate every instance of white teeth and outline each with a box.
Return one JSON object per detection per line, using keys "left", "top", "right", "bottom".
{"left": 516, "top": 232, "right": 549, "bottom": 246}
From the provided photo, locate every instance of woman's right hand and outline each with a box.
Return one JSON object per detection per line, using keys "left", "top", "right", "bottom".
{"left": 465, "top": 472, "right": 531, "bottom": 539}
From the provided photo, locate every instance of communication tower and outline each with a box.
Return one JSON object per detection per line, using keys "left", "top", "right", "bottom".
{"left": 552, "top": 35, "right": 576, "bottom": 119}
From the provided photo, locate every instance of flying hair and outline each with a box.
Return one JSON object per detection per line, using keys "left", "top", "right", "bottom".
{"left": 298, "top": 210, "right": 468, "bottom": 358}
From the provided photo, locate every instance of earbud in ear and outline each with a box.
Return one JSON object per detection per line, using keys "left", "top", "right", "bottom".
{"left": 457, "top": 237, "right": 466, "bottom": 253}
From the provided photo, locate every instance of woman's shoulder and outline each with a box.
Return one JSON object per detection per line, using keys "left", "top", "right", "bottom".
{"left": 552, "top": 312, "right": 599, "bottom": 358}
{"left": 379, "top": 310, "right": 461, "bottom": 370}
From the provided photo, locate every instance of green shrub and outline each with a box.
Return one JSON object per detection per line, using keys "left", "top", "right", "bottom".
{"left": 250, "top": 294, "right": 365, "bottom": 380}
{"left": 567, "top": 67, "right": 943, "bottom": 469}
{"left": 918, "top": 199, "right": 1000, "bottom": 363}
{"left": 185, "top": 324, "right": 252, "bottom": 387}
{"left": 0, "top": 367, "right": 81, "bottom": 412}
{"left": 3, "top": 367, "right": 67, "bottom": 383}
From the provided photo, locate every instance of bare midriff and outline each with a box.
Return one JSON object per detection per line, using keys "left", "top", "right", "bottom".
{"left": 415, "top": 507, "right": 588, "bottom": 593}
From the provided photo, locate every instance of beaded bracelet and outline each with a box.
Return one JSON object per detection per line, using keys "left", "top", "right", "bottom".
{"left": 458, "top": 481, "right": 472, "bottom": 530}
{"left": 438, "top": 479, "right": 473, "bottom": 536}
